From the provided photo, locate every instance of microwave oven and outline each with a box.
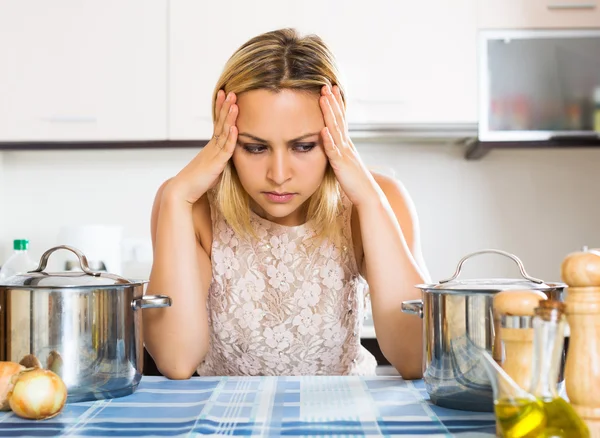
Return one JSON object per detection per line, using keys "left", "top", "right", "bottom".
{"left": 478, "top": 29, "right": 600, "bottom": 142}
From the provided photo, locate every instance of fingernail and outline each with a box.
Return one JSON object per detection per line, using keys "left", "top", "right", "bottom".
{"left": 226, "top": 93, "right": 231, "bottom": 101}
{"left": 229, "top": 105, "right": 233, "bottom": 114}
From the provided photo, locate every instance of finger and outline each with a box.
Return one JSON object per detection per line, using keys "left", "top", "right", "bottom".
{"left": 331, "top": 85, "right": 347, "bottom": 130}
{"left": 321, "top": 127, "right": 341, "bottom": 160}
{"left": 214, "top": 92, "right": 237, "bottom": 139}
{"left": 214, "top": 89, "right": 226, "bottom": 122}
{"left": 320, "top": 92, "right": 345, "bottom": 149}
{"left": 324, "top": 86, "right": 347, "bottom": 139}
{"left": 220, "top": 126, "right": 238, "bottom": 157}
{"left": 216, "top": 103, "right": 238, "bottom": 149}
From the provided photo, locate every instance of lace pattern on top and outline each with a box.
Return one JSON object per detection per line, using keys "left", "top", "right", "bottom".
{"left": 197, "top": 192, "right": 377, "bottom": 376}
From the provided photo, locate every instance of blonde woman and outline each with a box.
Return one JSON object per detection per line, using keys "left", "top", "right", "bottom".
{"left": 144, "top": 28, "right": 430, "bottom": 379}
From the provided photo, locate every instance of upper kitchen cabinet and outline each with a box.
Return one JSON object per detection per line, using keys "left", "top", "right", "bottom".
{"left": 0, "top": 1, "right": 168, "bottom": 142}
{"left": 478, "top": 0, "right": 600, "bottom": 29}
{"left": 169, "top": 0, "right": 295, "bottom": 140}
{"left": 287, "top": 0, "right": 479, "bottom": 127}
{"left": 169, "top": 0, "right": 479, "bottom": 140}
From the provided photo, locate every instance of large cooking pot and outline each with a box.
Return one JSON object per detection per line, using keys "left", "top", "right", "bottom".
{"left": 402, "top": 249, "right": 566, "bottom": 412}
{"left": 0, "top": 245, "right": 171, "bottom": 403}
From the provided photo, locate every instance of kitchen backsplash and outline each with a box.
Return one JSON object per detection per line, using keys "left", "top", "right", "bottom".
{"left": 1, "top": 142, "right": 599, "bottom": 283}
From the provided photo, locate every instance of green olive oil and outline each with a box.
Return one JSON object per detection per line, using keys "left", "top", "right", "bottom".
{"left": 495, "top": 397, "right": 546, "bottom": 438}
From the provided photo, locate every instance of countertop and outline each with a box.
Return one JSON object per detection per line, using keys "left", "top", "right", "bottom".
{"left": 0, "top": 375, "right": 496, "bottom": 437}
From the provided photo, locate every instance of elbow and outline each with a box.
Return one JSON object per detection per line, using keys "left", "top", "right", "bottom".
{"left": 382, "top": 347, "right": 423, "bottom": 380}
{"left": 397, "top": 366, "right": 423, "bottom": 380}
{"left": 153, "top": 353, "right": 204, "bottom": 380}
{"left": 389, "top": 357, "right": 423, "bottom": 380}
{"left": 159, "top": 364, "right": 198, "bottom": 380}
{"left": 145, "top": 343, "right": 208, "bottom": 380}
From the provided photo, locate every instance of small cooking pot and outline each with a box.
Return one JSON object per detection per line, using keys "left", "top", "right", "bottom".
{"left": 0, "top": 245, "right": 171, "bottom": 403}
{"left": 402, "top": 249, "right": 566, "bottom": 412}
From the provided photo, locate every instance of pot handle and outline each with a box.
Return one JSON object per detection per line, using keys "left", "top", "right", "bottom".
{"left": 131, "top": 295, "right": 172, "bottom": 310}
{"left": 31, "top": 245, "right": 102, "bottom": 276}
{"left": 401, "top": 300, "right": 423, "bottom": 318}
{"left": 438, "top": 249, "right": 544, "bottom": 284}
{"left": 31, "top": 245, "right": 134, "bottom": 284}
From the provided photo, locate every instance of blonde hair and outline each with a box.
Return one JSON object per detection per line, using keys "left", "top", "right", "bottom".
{"left": 212, "top": 28, "right": 345, "bottom": 242}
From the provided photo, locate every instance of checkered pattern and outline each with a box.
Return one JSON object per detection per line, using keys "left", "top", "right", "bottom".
{"left": 0, "top": 376, "right": 496, "bottom": 437}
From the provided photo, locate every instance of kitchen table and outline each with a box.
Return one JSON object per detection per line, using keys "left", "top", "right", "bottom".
{"left": 0, "top": 376, "right": 496, "bottom": 437}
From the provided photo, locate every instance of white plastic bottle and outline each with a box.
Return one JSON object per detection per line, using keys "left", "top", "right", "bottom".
{"left": 0, "top": 239, "right": 38, "bottom": 280}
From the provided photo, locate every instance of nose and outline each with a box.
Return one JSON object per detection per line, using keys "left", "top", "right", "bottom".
{"left": 266, "top": 149, "right": 292, "bottom": 186}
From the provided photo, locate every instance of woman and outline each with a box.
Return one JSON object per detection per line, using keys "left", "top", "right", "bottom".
{"left": 144, "top": 28, "right": 430, "bottom": 379}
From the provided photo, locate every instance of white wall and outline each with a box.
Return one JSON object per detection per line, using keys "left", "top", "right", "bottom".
{"left": 1, "top": 143, "right": 599, "bottom": 284}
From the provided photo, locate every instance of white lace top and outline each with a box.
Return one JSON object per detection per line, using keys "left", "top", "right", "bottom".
{"left": 196, "top": 191, "right": 377, "bottom": 376}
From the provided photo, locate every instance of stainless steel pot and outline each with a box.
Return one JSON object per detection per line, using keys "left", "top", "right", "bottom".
{"left": 402, "top": 249, "right": 566, "bottom": 412}
{"left": 0, "top": 245, "right": 171, "bottom": 403}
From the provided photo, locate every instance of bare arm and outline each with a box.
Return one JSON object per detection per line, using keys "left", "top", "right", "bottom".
{"left": 143, "top": 90, "right": 239, "bottom": 379}
{"left": 359, "top": 174, "right": 429, "bottom": 379}
{"left": 143, "top": 181, "right": 212, "bottom": 379}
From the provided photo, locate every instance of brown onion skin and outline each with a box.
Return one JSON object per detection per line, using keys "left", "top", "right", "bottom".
{"left": 8, "top": 368, "right": 67, "bottom": 420}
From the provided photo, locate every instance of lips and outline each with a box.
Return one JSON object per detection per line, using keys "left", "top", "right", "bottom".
{"left": 263, "top": 192, "right": 296, "bottom": 203}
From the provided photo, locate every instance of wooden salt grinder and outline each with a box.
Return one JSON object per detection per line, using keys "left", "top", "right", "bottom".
{"left": 562, "top": 248, "right": 600, "bottom": 436}
{"left": 493, "top": 289, "right": 548, "bottom": 391}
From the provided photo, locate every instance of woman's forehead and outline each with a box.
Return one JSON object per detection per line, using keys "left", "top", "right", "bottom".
{"left": 236, "top": 89, "right": 325, "bottom": 140}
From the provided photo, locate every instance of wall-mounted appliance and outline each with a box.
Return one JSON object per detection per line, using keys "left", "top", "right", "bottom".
{"left": 478, "top": 29, "right": 600, "bottom": 143}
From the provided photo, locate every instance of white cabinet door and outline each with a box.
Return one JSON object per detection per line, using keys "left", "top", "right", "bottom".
{"left": 287, "top": 0, "right": 479, "bottom": 126}
{"left": 169, "top": 1, "right": 479, "bottom": 139}
{"left": 169, "top": 0, "right": 295, "bottom": 140}
{"left": 478, "top": 0, "right": 600, "bottom": 29}
{"left": 0, "top": 0, "right": 167, "bottom": 142}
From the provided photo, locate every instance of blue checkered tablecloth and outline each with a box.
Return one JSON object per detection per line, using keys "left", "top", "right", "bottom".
{"left": 0, "top": 376, "right": 496, "bottom": 437}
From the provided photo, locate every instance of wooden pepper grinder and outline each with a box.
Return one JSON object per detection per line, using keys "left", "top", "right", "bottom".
{"left": 493, "top": 289, "right": 548, "bottom": 391}
{"left": 562, "top": 247, "right": 600, "bottom": 437}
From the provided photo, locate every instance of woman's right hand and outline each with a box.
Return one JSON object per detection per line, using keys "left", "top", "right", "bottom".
{"left": 167, "top": 90, "right": 239, "bottom": 205}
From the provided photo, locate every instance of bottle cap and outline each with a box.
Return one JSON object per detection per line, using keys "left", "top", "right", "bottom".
{"left": 13, "top": 239, "right": 29, "bottom": 251}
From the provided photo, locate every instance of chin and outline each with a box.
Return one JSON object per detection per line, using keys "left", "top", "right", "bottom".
{"left": 253, "top": 198, "right": 306, "bottom": 223}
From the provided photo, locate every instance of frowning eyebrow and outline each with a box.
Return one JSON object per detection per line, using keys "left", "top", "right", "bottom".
{"left": 237, "top": 132, "right": 320, "bottom": 144}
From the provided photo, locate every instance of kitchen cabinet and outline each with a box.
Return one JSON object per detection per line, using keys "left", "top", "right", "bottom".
{"left": 169, "top": 0, "right": 479, "bottom": 140}
{"left": 0, "top": 0, "right": 168, "bottom": 142}
{"left": 168, "top": 0, "right": 293, "bottom": 140}
{"left": 478, "top": 0, "right": 600, "bottom": 29}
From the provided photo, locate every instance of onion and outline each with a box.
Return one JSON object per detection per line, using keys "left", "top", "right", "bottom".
{"left": 0, "top": 362, "right": 25, "bottom": 411}
{"left": 8, "top": 368, "right": 67, "bottom": 420}
{"left": 19, "top": 354, "right": 42, "bottom": 369}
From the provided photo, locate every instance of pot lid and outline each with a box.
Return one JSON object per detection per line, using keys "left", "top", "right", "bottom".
{"left": 0, "top": 245, "right": 133, "bottom": 289}
{"left": 416, "top": 277, "right": 564, "bottom": 293}
{"left": 416, "top": 249, "right": 566, "bottom": 294}
{"left": 1, "top": 271, "right": 131, "bottom": 288}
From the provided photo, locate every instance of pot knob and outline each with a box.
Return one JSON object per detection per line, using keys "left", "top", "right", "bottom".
{"left": 561, "top": 248, "right": 600, "bottom": 288}
{"left": 493, "top": 289, "right": 548, "bottom": 317}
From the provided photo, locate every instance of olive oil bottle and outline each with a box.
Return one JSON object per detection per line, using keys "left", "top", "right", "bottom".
{"left": 528, "top": 301, "right": 589, "bottom": 438}
{"left": 495, "top": 397, "right": 546, "bottom": 437}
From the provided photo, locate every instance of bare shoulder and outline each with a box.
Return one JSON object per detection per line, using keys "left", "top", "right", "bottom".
{"left": 370, "top": 171, "right": 419, "bottom": 249}
{"left": 371, "top": 172, "right": 416, "bottom": 213}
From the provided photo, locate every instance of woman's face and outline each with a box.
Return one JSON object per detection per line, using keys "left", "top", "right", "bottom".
{"left": 232, "top": 89, "right": 329, "bottom": 226}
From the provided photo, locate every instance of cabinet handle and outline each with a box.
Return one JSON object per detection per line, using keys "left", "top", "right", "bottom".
{"left": 547, "top": 2, "right": 596, "bottom": 9}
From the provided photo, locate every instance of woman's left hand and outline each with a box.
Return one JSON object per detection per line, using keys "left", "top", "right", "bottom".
{"left": 319, "top": 85, "right": 380, "bottom": 208}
